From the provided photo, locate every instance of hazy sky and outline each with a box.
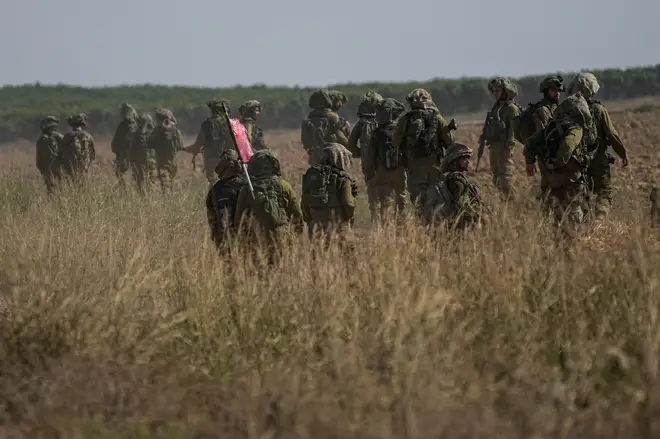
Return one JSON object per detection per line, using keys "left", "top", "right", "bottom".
{"left": 1, "top": 0, "right": 658, "bottom": 88}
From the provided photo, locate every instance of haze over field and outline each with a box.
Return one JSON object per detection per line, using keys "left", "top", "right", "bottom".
{"left": 1, "top": 0, "right": 659, "bottom": 87}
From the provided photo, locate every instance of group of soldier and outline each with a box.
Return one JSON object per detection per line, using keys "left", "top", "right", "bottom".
{"left": 34, "top": 70, "right": 658, "bottom": 254}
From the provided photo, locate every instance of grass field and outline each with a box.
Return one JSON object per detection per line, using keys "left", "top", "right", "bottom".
{"left": 0, "top": 99, "right": 659, "bottom": 438}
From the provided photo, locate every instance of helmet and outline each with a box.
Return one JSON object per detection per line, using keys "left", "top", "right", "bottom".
{"left": 566, "top": 72, "right": 600, "bottom": 98}
{"left": 357, "top": 90, "right": 384, "bottom": 116}
{"left": 155, "top": 108, "right": 176, "bottom": 123}
{"left": 487, "top": 77, "right": 518, "bottom": 99}
{"left": 406, "top": 88, "right": 435, "bottom": 109}
{"left": 375, "top": 98, "right": 405, "bottom": 124}
{"left": 136, "top": 113, "right": 155, "bottom": 129}
{"left": 248, "top": 149, "right": 281, "bottom": 177}
{"left": 443, "top": 142, "right": 473, "bottom": 165}
{"left": 308, "top": 88, "right": 333, "bottom": 110}
{"left": 214, "top": 149, "right": 242, "bottom": 177}
{"left": 207, "top": 99, "right": 230, "bottom": 113}
{"left": 328, "top": 90, "right": 347, "bottom": 109}
{"left": 120, "top": 102, "right": 137, "bottom": 119}
{"left": 40, "top": 116, "right": 59, "bottom": 132}
{"left": 66, "top": 113, "right": 88, "bottom": 127}
{"left": 557, "top": 93, "right": 593, "bottom": 128}
{"left": 239, "top": 100, "right": 261, "bottom": 117}
{"left": 539, "top": 75, "right": 565, "bottom": 93}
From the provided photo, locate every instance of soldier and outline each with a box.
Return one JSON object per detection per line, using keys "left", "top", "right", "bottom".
{"left": 393, "top": 88, "right": 455, "bottom": 209}
{"left": 478, "top": 77, "right": 521, "bottom": 199}
{"left": 365, "top": 97, "right": 408, "bottom": 224}
{"left": 422, "top": 143, "right": 489, "bottom": 231}
{"left": 347, "top": 91, "right": 383, "bottom": 220}
{"left": 59, "top": 113, "right": 95, "bottom": 185}
{"left": 206, "top": 149, "right": 248, "bottom": 251}
{"left": 238, "top": 100, "right": 267, "bottom": 151}
{"left": 300, "top": 88, "right": 349, "bottom": 166}
{"left": 651, "top": 187, "right": 659, "bottom": 228}
{"left": 234, "top": 150, "right": 304, "bottom": 258}
{"left": 566, "top": 72, "right": 629, "bottom": 218}
{"left": 301, "top": 143, "right": 357, "bottom": 247}
{"left": 151, "top": 108, "right": 184, "bottom": 192}
{"left": 329, "top": 90, "right": 351, "bottom": 137}
{"left": 110, "top": 103, "right": 138, "bottom": 184}
{"left": 524, "top": 93, "right": 594, "bottom": 237}
{"left": 128, "top": 113, "right": 157, "bottom": 194}
{"left": 185, "top": 99, "right": 234, "bottom": 185}
{"left": 35, "top": 116, "right": 63, "bottom": 196}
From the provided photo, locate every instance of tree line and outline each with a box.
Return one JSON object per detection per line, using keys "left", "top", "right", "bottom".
{"left": 1, "top": 64, "right": 659, "bottom": 142}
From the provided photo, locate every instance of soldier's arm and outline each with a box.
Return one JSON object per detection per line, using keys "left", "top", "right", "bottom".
{"left": 553, "top": 127, "right": 584, "bottom": 168}
{"left": 533, "top": 107, "right": 550, "bottom": 132}
{"left": 598, "top": 105, "right": 627, "bottom": 159}
{"left": 328, "top": 113, "right": 349, "bottom": 146}
{"left": 504, "top": 104, "right": 521, "bottom": 145}
{"left": 339, "top": 177, "right": 357, "bottom": 223}
{"left": 523, "top": 129, "right": 545, "bottom": 165}
{"left": 185, "top": 125, "right": 205, "bottom": 154}
{"left": 436, "top": 114, "right": 455, "bottom": 149}
{"left": 88, "top": 134, "right": 96, "bottom": 161}
{"left": 362, "top": 134, "right": 377, "bottom": 182}
{"left": 206, "top": 189, "right": 219, "bottom": 241}
{"left": 280, "top": 180, "right": 304, "bottom": 233}
{"left": 347, "top": 121, "right": 362, "bottom": 157}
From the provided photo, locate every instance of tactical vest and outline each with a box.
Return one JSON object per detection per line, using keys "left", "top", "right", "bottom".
{"left": 36, "top": 133, "right": 61, "bottom": 173}
{"left": 130, "top": 129, "right": 153, "bottom": 162}
{"left": 202, "top": 116, "right": 230, "bottom": 156}
{"left": 210, "top": 175, "right": 247, "bottom": 233}
{"left": 358, "top": 117, "right": 377, "bottom": 150}
{"left": 60, "top": 131, "right": 91, "bottom": 164}
{"left": 484, "top": 101, "right": 519, "bottom": 143}
{"left": 424, "top": 171, "right": 479, "bottom": 223}
{"left": 374, "top": 124, "right": 400, "bottom": 170}
{"left": 405, "top": 108, "right": 439, "bottom": 158}
{"left": 301, "top": 110, "right": 337, "bottom": 151}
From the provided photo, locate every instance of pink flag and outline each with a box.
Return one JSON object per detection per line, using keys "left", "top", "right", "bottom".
{"left": 229, "top": 118, "right": 254, "bottom": 163}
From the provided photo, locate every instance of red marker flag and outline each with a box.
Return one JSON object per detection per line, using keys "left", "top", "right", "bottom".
{"left": 229, "top": 118, "right": 254, "bottom": 163}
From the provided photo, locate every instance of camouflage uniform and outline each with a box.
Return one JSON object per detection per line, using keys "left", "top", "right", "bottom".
{"left": 524, "top": 94, "right": 594, "bottom": 236}
{"left": 59, "top": 113, "right": 95, "bottom": 184}
{"left": 186, "top": 99, "right": 234, "bottom": 185}
{"left": 151, "top": 108, "right": 184, "bottom": 192}
{"left": 206, "top": 149, "right": 248, "bottom": 250}
{"left": 365, "top": 98, "right": 408, "bottom": 224}
{"left": 234, "top": 150, "right": 304, "bottom": 259}
{"left": 300, "top": 89, "right": 349, "bottom": 166}
{"left": 329, "top": 90, "right": 351, "bottom": 137}
{"left": 423, "top": 143, "right": 489, "bottom": 231}
{"left": 111, "top": 103, "right": 137, "bottom": 182}
{"left": 239, "top": 100, "right": 267, "bottom": 151}
{"left": 479, "top": 77, "right": 521, "bottom": 198}
{"left": 129, "top": 113, "right": 157, "bottom": 194}
{"left": 567, "top": 72, "right": 628, "bottom": 218}
{"left": 393, "top": 88, "right": 455, "bottom": 207}
{"left": 301, "top": 143, "right": 357, "bottom": 247}
{"left": 347, "top": 91, "right": 384, "bottom": 222}
{"left": 35, "top": 116, "right": 63, "bottom": 195}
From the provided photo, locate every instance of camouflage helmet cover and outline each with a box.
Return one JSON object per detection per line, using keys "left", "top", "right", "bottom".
{"left": 566, "top": 72, "right": 600, "bottom": 98}
{"left": 308, "top": 88, "right": 333, "bottom": 110}
{"left": 319, "top": 142, "right": 353, "bottom": 171}
{"left": 121, "top": 102, "right": 137, "bottom": 119}
{"left": 539, "top": 75, "right": 565, "bottom": 93}
{"left": 406, "top": 88, "right": 435, "bottom": 109}
{"left": 328, "top": 90, "right": 348, "bottom": 105}
{"left": 207, "top": 98, "right": 230, "bottom": 113}
{"left": 155, "top": 108, "right": 177, "bottom": 123}
{"left": 248, "top": 149, "right": 282, "bottom": 177}
{"left": 214, "top": 149, "right": 243, "bottom": 177}
{"left": 375, "top": 98, "right": 406, "bottom": 124}
{"left": 488, "top": 76, "right": 518, "bottom": 99}
{"left": 136, "top": 113, "right": 155, "bottom": 128}
{"left": 67, "top": 113, "right": 88, "bottom": 127}
{"left": 239, "top": 100, "right": 261, "bottom": 117}
{"left": 444, "top": 142, "right": 473, "bottom": 164}
{"left": 556, "top": 93, "right": 593, "bottom": 128}
{"left": 357, "top": 90, "right": 384, "bottom": 116}
{"left": 40, "top": 116, "right": 59, "bottom": 131}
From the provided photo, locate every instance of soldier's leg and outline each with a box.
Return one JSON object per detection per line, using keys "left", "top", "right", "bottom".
{"left": 394, "top": 168, "right": 408, "bottom": 216}
{"left": 366, "top": 178, "right": 379, "bottom": 223}
{"left": 589, "top": 149, "right": 612, "bottom": 218}
{"left": 407, "top": 158, "right": 437, "bottom": 209}
{"left": 651, "top": 187, "right": 659, "bottom": 228}
{"left": 489, "top": 145, "right": 502, "bottom": 191}
{"left": 375, "top": 180, "right": 395, "bottom": 226}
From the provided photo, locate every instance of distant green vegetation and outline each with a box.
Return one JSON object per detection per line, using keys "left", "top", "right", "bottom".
{"left": 1, "top": 64, "right": 659, "bottom": 142}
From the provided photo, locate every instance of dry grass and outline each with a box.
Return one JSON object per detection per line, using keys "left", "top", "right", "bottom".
{"left": 0, "top": 102, "right": 659, "bottom": 438}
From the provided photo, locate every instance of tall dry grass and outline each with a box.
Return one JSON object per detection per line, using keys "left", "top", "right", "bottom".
{"left": 0, "top": 159, "right": 659, "bottom": 438}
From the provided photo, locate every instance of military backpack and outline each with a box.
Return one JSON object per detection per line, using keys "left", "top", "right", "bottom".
{"left": 374, "top": 124, "right": 401, "bottom": 170}
{"left": 405, "top": 108, "right": 439, "bottom": 158}
{"left": 60, "top": 131, "right": 91, "bottom": 164}
{"left": 202, "top": 117, "right": 230, "bottom": 156}
{"left": 248, "top": 176, "right": 288, "bottom": 230}
{"left": 541, "top": 119, "right": 582, "bottom": 165}
{"left": 301, "top": 113, "right": 333, "bottom": 152}
{"left": 36, "top": 133, "right": 61, "bottom": 174}
{"left": 514, "top": 101, "right": 541, "bottom": 144}
{"left": 301, "top": 165, "right": 347, "bottom": 210}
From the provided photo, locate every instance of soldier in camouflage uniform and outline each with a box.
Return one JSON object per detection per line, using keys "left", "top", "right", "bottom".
{"left": 393, "top": 88, "right": 455, "bottom": 209}
{"left": 301, "top": 143, "right": 357, "bottom": 247}
{"left": 329, "top": 90, "right": 351, "bottom": 137}
{"left": 35, "top": 116, "right": 63, "bottom": 195}
{"left": 347, "top": 91, "right": 384, "bottom": 221}
{"left": 364, "top": 97, "right": 408, "bottom": 224}
{"left": 59, "top": 113, "right": 96, "bottom": 185}
{"left": 129, "top": 113, "right": 157, "bottom": 194}
{"left": 524, "top": 94, "right": 595, "bottom": 236}
{"left": 300, "top": 89, "right": 349, "bottom": 166}
{"left": 423, "top": 143, "right": 489, "bottom": 231}
{"left": 186, "top": 99, "right": 234, "bottom": 185}
{"left": 111, "top": 103, "right": 137, "bottom": 184}
{"left": 239, "top": 100, "right": 267, "bottom": 151}
{"left": 206, "top": 149, "right": 248, "bottom": 251}
{"left": 151, "top": 108, "right": 184, "bottom": 192}
{"left": 479, "top": 77, "right": 521, "bottom": 199}
{"left": 566, "top": 72, "right": 629, "bottom": 218}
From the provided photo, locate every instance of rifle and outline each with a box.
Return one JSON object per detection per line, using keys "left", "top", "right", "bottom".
{"left": 220, "top": 102, "right": 255, "bottom": 199}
